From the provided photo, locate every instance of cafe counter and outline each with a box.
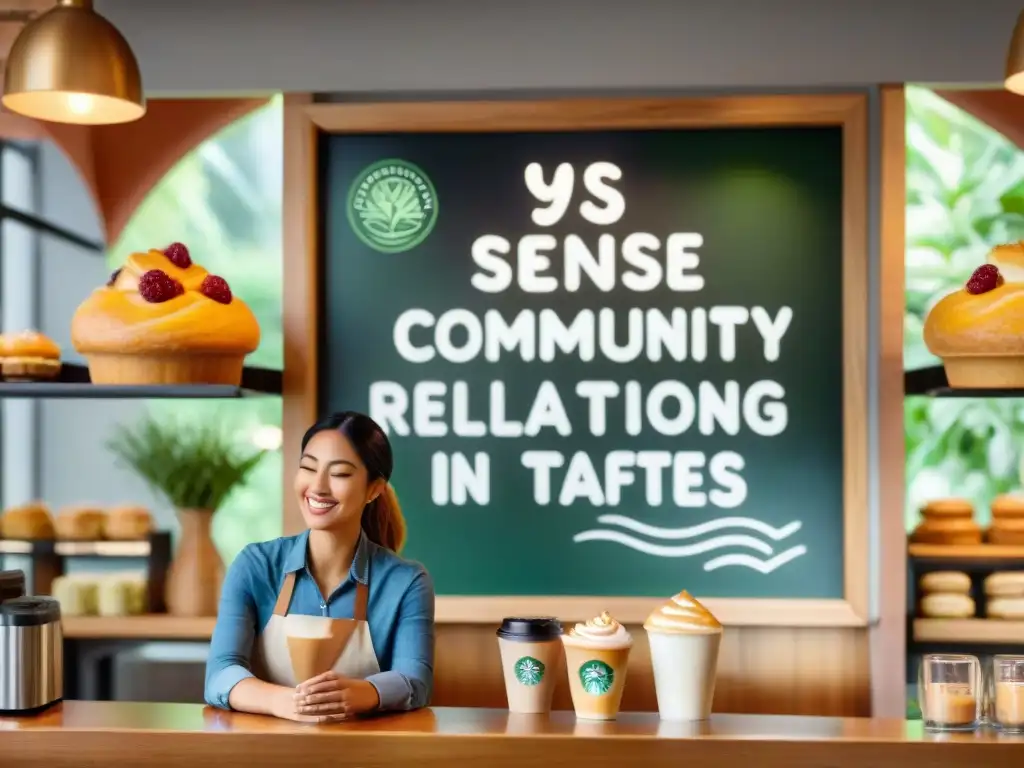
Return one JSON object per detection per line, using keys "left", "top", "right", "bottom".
{"left": 0, "top": 702, "right": 1018, "bottom": 767}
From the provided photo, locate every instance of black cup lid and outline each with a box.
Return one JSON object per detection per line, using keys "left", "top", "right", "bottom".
{"left": 0, "top": 570, "right": 25, "bottom": 603}
{"left": 0, "top": 596, "right": 61, "bottom": 627}
{"left": 496, "top": 616, "right": 562, "bottom": 641}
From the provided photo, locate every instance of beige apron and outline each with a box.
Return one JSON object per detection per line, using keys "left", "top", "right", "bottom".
{"left": 255, "top": 571, "right": 381, "bottom": 687}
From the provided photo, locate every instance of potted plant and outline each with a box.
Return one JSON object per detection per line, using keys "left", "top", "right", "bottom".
{"left": 107, "top": 416, "right": 268, "bottom": 617}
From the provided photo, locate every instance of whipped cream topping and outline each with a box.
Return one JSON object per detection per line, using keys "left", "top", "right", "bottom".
{"left": 644, "top": 590, "right": 722, "bottom": 634}
{"left": 564, "top": 611, "right": 632, "bottom": 649}
{"left": 988, "top": 244, "right": 1024, "bottom": 284}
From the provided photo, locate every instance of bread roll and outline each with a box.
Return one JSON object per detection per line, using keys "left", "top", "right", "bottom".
{"left": 97, "top": 577, "right": 134, "bottom": 617}
{"left": 988, "top": 528, "right": 1024, "bottom": 546}
{"left": 54, "top": 506, "right": 106, "bottom": 540}
{"left": 988, "top": 597, "right": 1024, "bottom": 619}
{"left": 985, "top": 572, "right": 1024, "bottom": 598}
{"left": 0, "top": 502, "right": 55, "bottom": 539}
{"left": 992, "top": 494, "right": 1024, "bottom": 519}
{"left": 911, "top": 519, "right": 983, "bottom": 545}
{"left": 103, "top": 506, "right": 153, "bottom": 540}
{"left": 921, "top": 593, "right": 975, "bottom": 619}
{"left": 921, "top": 498, "right": 975, "bottom": 517}
{"left": 51, "top": 575, "right": 98, "bottom": 617}
{"left": 920, "top": 571, "right": 972, "bottom": 595}
{"left": 0, "top": 330, "right": 61, "bottom": 381}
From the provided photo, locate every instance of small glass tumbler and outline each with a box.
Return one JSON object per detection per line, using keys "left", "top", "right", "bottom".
{"left": 991, "top": 655, "right": 1024, "bottom": 732}
{"left": 918, "top": 654, "right": 981, "bottom": 731}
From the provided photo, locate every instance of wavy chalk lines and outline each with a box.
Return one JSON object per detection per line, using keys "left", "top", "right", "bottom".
{"left": 572, "top": 514, "right": 807, "bottom": 574}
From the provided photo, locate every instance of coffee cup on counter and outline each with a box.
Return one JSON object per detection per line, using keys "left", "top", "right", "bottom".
{"left": 496, "top": 617, "right": 563, "bottom": 714}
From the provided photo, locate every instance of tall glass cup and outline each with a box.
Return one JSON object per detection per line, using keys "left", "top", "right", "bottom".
{"left": 918, "top": 654, "right": 981, "bottom": 731}
{"left": 991, "top": 655, "right": 1024, "bottom": 732}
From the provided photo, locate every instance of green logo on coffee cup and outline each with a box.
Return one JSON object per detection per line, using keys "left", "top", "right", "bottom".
{"left": 346, "top": 159, "right": 438, "bottom": 253}
{"left": 514, "top": 656, "right": 545, "bottom": 686}
{"left": 578, "top": 660, "right": 614, "bottom": 695}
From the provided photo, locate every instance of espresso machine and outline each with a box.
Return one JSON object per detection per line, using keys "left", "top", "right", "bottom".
{"left": 0, "top": 569, "right": 63, "bottom": 714}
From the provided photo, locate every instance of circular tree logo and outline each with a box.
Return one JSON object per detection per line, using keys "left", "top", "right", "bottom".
{"left": 578, "top": 660, "right": 614, "bottom": 696}
{"left": 514, "top": 656, "right": 545, "bottom": 686}
{"left": 346, "top": 159, "right": 438, "bottom": 253}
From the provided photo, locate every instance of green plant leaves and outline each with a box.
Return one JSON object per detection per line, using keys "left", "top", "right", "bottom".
{"left": 106, "top": 416, "right": 268, "bottom": 512}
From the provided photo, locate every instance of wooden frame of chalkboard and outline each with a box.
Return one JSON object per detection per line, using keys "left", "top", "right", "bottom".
{"left": 281, "top": 93, "right": 870, "bottom": 628}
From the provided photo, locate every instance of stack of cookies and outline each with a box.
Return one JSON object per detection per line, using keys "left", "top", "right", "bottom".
{"left": 988, "top": 495, "right": 1024, "bottom": 545}
{"left": 910, "top": 499, "right": 982, "bottom": 545}
{"left": 985, "top": 573, "right": 1024, "bottom": 619}
{"left": 919, "top": 571, "right": 975, "bottom": 618}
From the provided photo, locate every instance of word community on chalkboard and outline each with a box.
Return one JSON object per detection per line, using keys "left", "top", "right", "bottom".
{"left": 321, "top": 124, "right": 845, "bottom": 600}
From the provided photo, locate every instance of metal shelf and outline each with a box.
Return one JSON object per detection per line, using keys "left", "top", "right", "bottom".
{"left": 0, "top": 362, "right": 281, "bottom": 398}
{"left": 905, "top": 365, "right": 1024, "bottom": 398}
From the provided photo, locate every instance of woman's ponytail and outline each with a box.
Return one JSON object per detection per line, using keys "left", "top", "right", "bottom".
{"left": 362, "top": 483, "right": 407, "bottom": 552}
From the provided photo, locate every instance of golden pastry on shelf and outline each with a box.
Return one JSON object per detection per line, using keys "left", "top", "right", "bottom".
{"left": 924, "top": 242, "right": 1024, "bottom": 388}
{"left": 71, "top": 243, "right": 261, "bottom": 385}
{"left": 51, "top": 575, "right": 99, "bottom": 617}
{"left": 920, "top": 571, "right": 972, "bottom": 596}
{"left": 910, "top": 498, "right": 983, "bottom": 545}
{"left": 920, "top": 592, "right": 976, "bottom": 619}
{"left": 103, "top": 505, "right": 153, "bottom": 540}
{"left": 987, "top": 494, "right": 1024, "bottom": 545}
{"left": 54, "top": 506, "right": 106, "bottom": 541}
{"left": 0, "top": 330, "right": 61, "bottom": 381}
{"left": 0, "top": 501, "right": 55, "bottom": 540}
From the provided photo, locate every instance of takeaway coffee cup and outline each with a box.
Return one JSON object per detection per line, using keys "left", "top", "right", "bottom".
{"left": 496, "top": 617, "right": 564, "bottom": 714}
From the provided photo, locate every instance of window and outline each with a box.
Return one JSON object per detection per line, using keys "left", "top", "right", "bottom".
{"left": 110, "top": 96, "right": 285, "bottom": 562}
{"left": 904, "top": 86, "right": 1024, "bottom": 532}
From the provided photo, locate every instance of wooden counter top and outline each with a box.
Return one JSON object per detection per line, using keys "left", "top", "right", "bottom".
{"left": 0, "top": 702, "right": 1020, "bottom": 767}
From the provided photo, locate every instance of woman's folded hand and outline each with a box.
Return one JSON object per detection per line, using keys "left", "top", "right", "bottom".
{"left": 293, "top": 670, "right": 381, "bottom": 721}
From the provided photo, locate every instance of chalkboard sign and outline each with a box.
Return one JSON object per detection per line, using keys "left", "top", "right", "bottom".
{"left": 318, "top": 97, "right": 868, "bottom": 614}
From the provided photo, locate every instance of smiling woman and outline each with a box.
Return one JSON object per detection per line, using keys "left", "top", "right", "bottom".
{"left": 204, "top": 411, "right": 435, "bottom": 723}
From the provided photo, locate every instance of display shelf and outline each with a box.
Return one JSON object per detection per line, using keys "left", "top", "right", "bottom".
{"left": 0, "top": 532, "right": 171, "bottom": 612}
{"left": 61, "top": 614, "right": 215, "bottom": 640}
{"left": 0, "top": 362, "right": 282, "bottom": 398}
{"left": 0, "top": 538, "right": 151, "bottom": 557}
{"left": 913, "top": 618, "right": 1024, "bottom": 644}
{"left": 904, "top": 365, "right": 1024, "bottom": 398}
{"left": 908, "top": 543, "right": 1024, "bottom": 563}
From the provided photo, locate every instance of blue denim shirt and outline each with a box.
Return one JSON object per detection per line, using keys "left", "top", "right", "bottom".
{"left": 204, "top": 530, "right": 435, "bottom": 712}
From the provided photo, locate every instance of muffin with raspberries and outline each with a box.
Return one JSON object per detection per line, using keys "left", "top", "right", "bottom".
{"left": 924, "top": 241, "right": 1024, "bottom": 389}
{"left": 71, "top": 243, "right": 260, "bottom": 385}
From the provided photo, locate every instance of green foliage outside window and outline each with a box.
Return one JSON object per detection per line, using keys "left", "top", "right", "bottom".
{"left": 905, "top": 86, "right": 1024, "bottom": 531}
{"left": 109, "top": 96, "right": 285, "bottom": 563}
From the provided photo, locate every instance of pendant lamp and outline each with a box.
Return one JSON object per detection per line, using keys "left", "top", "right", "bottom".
{"left": 1008, "top": 10, "right": 1024, "bottom": 94}
{"left": 2, "top": 0, "right": 144, "bottom": 125}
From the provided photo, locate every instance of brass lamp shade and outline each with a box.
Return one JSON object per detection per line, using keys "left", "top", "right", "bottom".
{"left": 1008, "top": 10, "right": 1024, "bottom": 94}
{"left": 2, "top": 0, "right": 144, "bottom": 125}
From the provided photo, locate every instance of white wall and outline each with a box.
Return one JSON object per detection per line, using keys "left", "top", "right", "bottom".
{"left": 94, "top": 0, "right": 1018, "bottom": 94}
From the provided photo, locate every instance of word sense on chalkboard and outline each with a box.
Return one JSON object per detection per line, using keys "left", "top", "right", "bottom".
{"left": 321, "top": 125, "right": 845, "bottom": 600}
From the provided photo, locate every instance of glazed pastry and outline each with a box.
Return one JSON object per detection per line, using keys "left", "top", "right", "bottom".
{"left": 987, "top": 495, "right": 1024, "bottom": 544}
{"left": 70, "top": 243, "right": 260, "bottom": 385}
{"left": 0, "top": 502, "right": 55, "bottom": 539}
{"left": 924, "top": 243, "right": 1024, "bottom": 388}
{"left": 920, "top": 593, "right": 975, "bottom": 619}
{"left": 103, "top": 505, "right": 153, "bottom": 540}
{"left": 920, "top": 571, "right": 972, "bottom": 595}
{"left": 910, "top": 498, "right": 982, "bottom": 545}
{"left": 54, "top": 506, "right": 106, "bottom": 540}
{"left": 0, "top": 330, "right": 61, "bottom": 381}
{"left": 984, "top": 572, "right": 1024, "bottom": 598}
{"left": 992, "top": 495, "right": 1024, "bottom": 518}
